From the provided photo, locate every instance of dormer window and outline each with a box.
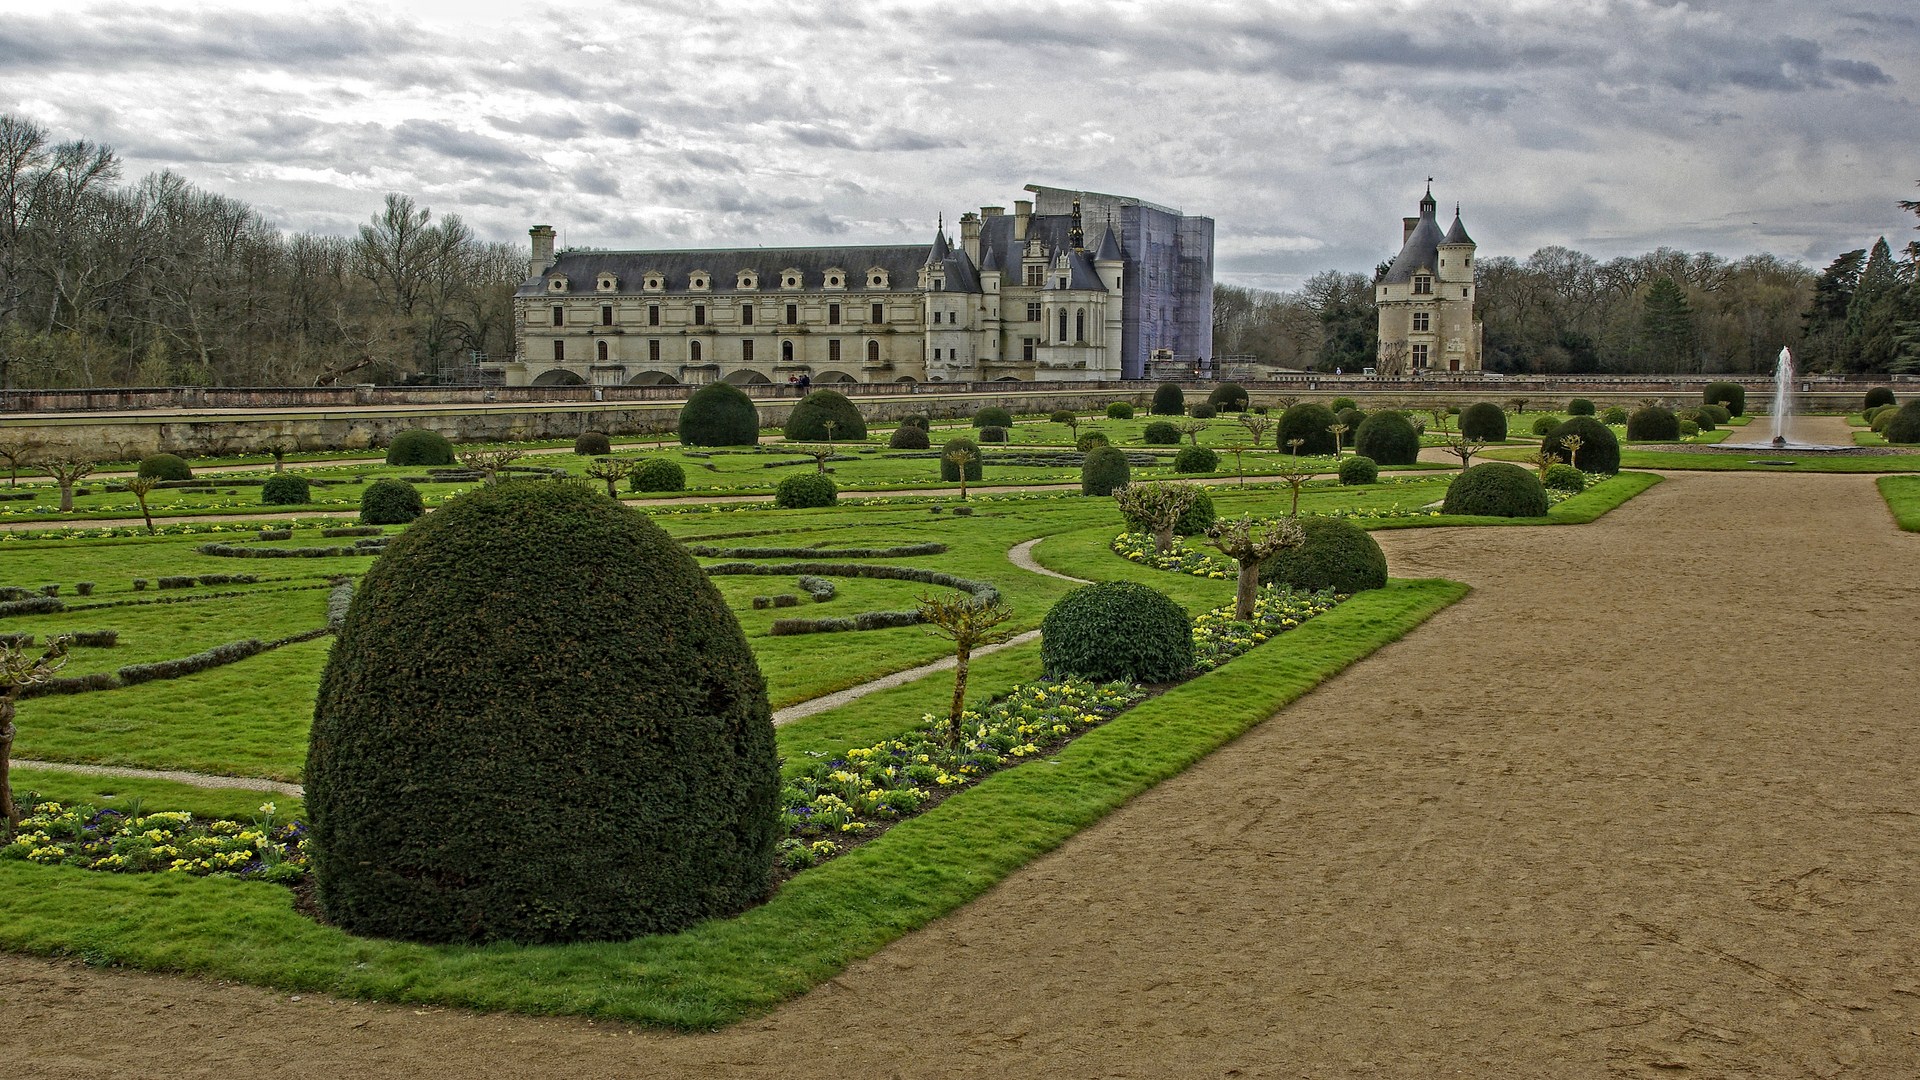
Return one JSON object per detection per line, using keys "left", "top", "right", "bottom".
{"left": 596, "top": 273, "right": 618, "bottom": 293}
{"left": 688, "top": 271, "right": 710, "bottom": 292}
{"left": 823, "top": 268, "right": 845, "bottom": 290}
{"left": 866, "top": 267, "right": 889, "bottom": 289}
{"left": 781, "top": 269, "right": 803, "bottom": 290}
{"left": 547, "top": 275, "right": 569, "bottom": 293}
{"left": 643, "top": 272, "right": 664, "bottom": 292}
{"left": 1412, "top": 275, "right": 1433, "bottom": 296}
{"left": 737, "top": 269, "right": 758, "bottom": 290}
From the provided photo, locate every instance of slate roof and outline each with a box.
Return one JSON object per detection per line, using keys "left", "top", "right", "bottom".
{"left": 1444, "top": 210, "right": 1473, "bottom": 246}
{"left": 976, "top": 213, "right": 1109, "bottom": 291}
{"left": 1094, "top": 224, "right": 1124, "bottom": 262}
{"left": 1381, "top": 197, "right": 1447, "bottom": 286}
{"left": 517, "top": 244, "right": 927, "bottom": 297}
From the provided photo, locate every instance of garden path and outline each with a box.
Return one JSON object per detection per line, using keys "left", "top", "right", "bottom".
{"left": 11, "top": 470, "right": 1920, "bottom": 1077}
{"left": 9, "top": 759, "right": 300, "bottom": 797}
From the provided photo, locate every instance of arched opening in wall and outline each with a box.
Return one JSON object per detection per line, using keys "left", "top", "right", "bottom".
{"left": 689, "top": 341, "right": 703, "bottom": 363}
{"left": 894, "top": 375, "right": 917, "bottom": 384}
{"left": 722, "top": 368, "right": 772, "bottom": 385}
{"left": 781, "top": 340, "right": 794, "bottom": 363}
{"left": 866, "top": 340, "right": 880, "bottom": 362}
{"left": 814, "top": 370, "right": 856, "bottom": 383}
{"left": 625, "top": 370, "right": 678, "bottom": 385}
{"left": 996, "top": 375, "right": 1022, "bottom": 382}
{"left": 531, "top": 369, "right": 587, "bottom": 386}
{"left": 1075, "top": 309, "right": 1086, "bottom": 342}
{"left": 596, "top": 340, "right": 609, "bottom": 361}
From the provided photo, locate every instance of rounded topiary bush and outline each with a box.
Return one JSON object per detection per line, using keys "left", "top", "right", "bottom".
{"left": 1190, "top": 403, "right": 1217, "bottom": 420}
{"left": 1329, "top": 397, "right": 1357, "bottom": 413}
{"left": 138, "top": 453, "right": 192, "bottom": 481}
{"left": 1276, "top": 402, "right": 1338, "bottom": 456}
{"left": 1704, "top": 381, "right": 1746, "bottom": 416}
{"left": 889, "top": 425, "right": 931, "bottom": 450}
{"left": 1459, "top": 402, "right": 1508, "bottom": 442}
{"left": 972, "top": 406, "right": 1013, "bottom": 429}
{"left": 1567, "top": 398, "right": 1596, "bottom": 417}
{"left": 1335, "top": 407, "right": 1367, "bottom": 445}
{"left": 900, "top": 414, "right": 931, "bottom": 431}
{"left": 1081, "top": 445, "right": 1130, "bottom": 496}
{"left": 1050, "top": 410, "right": 1077, "bottom": 424}
{"left": 679, "top": 383, "right": 759, "bottom": 446}
{"left": 1338, "top": 455, "right": 1378, "bottom": 485}
{"left": 1041, "top": 581, "right": 1191, "bottom": 684}
{"left": 386, "top": 429, "right": 454, "bottom": 466}
{"left": 1530, "top": 414, "right": 1560, "bottom": 437}
{"left": 1699, "top": 404, "right": 1731, "bottom": 426}
{"left": 1150, "top": 382, "right": 1185, "bottom": 415}
{"left": 1542, "top": 416, "right": 1620, "bottom": 475}
{"left": 1443, "top": 462, "right": 1549, "bottom": 518}
{"left": 1864, "top": 387, "right": 1896, "bottom": 412}
{"left": 574, "top": 431, "right": 611, "bottom": 456}
{"left": 1076, "top": 431, "right": 1109, "bottom": 451}
{"left": 940, "top": 436, "right": 983, "bottom": 482}
{"left": 1354, "top": 410, "right": 1419, "bottom": 466}
{"left": 1122, "top": 486, "right": 1215, "bottom": 537}
{"left": 1260, "top": 516, "right": 1387, "bottom": 594}
{"left": 260, "top": 474, "right": 310, "bottom": 506}
{"left": 1207, "top": 383, "right": 1248, "bottom": 412}
{"left": 1626, "top": 406, "right": 1679, "bottom": 441}
{"left": 1883, "top": 400, "right": 1920, "bottom": 445}
{"left": 774, "top": 473, "right": 837, "bottom": 508}
{"left": 1600, "top": 406, "right": 1628, "bottom": 425}
{"left": 359, "top": 478, "right": 424, "bottom": 525}
{"left": 1173, "top": 445, "right": 1219, "bottom": 473}
{"left": 307, "top": 482, "right": 778, "bottom": 944}
{"left": 1870, "top": 407, "right": 1899, "bottom": 433}
{"left": 1143, "top": 420, "right": 1183, "bottom": 445}
{"left": 978, "top": 425, "right": 1009, "bottom": 444}
{"left": 1106, "top": 401, "right": 1134, "bottom": 419}
{"left": 1544, "top": 463, "right": 1588, "bottom": 492}
{"left": 1678, "top": 419, "right": 1700, "bottom": 438}
{"left": 1683, "top": 408, "right": 1715, "bottom": 432}
{"left": 629, "top": 457, "right": 685, "bottom": 492}
{"left": 784, "top": 389, "right": 866, "bottom": 442}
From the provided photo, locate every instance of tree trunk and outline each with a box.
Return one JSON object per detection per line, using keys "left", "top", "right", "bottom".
{"left": 58, "top": 481, "right": 74, "bottom": 513}
{"left": 1235, "top": 559, "right": 1262, "bottom": 621}
{"left": 1, "top": 698, "right": 18, "bottom": 831}
{"left": 947, "top": 647, "right": 971, "bottom": 747}
{"left": 136, "top": 495, "right": 154, "bottom": 535}
{"left": 1153, "top": 524, "right": 1174, "bottom": 553}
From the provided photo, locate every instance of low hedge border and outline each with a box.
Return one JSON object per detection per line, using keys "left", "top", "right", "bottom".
{"left": 702, "top": 561, "right": 1001, "bottom": 605}
{"left": 687, "top": 542, "right": 947, "bottom": 559}
{"left": 197, "top": 541, "right": 385, "bottom": 559}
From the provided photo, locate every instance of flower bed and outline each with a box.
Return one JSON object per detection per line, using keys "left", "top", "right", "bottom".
{"left": 1110, "top": 531, "right": 1234, "bottom": 578}
{"left": 1191, "top": 587, "right": 1339, "bottom": 672}
{"left": 1, "top": 800, "right": 307, "bottom": 883}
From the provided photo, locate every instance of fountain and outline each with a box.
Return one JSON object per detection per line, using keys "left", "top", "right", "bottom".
{"left": 1770, "top": 346, "right": 1794, "bottom": 448}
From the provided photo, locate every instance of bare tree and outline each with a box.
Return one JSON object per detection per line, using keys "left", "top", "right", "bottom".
{"left": 1272, "top": 452, "right": 1318, "bottom": 516}
{"left": 457, "top": 449, "right": 523, "bottom": 484}
{"left": 583, "top": 457, "right": 632, "bottom": 499}
{"left": 1237, "top": 412, "right": 1273, "bottom": 447}
{"left": 917, "top": 593, "right": 1016, "bottom": 747}
{"left": 0, "top": 439, "right": 41, "bottom": 486}
{"left": 1205, "top": 516, "right": 1306, "bottom": 620}
{"left": 1438, "top": 429, "right": 1489, "bottom": 471}
{"left": 1178, "top": 419, "right": 1209, "bottom": 446}
{"left": 34, "top": 457, "right": 93, "bottom": 512}
{"left": 944, "top": 444, "right": 978, "bottom": 500}
{"left": 1113, "top": 481, "right": 1202, "bottom": 553}
{"left": 125, "top": 475, "right": 159, "bottom": 534}
{"left": 2, "top": 634, "right": 71, "bottom": 834}
{"left": 1327, "top": 422, "right": 1349, "bottom": 460}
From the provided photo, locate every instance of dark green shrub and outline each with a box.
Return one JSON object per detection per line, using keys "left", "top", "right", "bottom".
{"left": 1190, "top": 403, "right": 1217, "bottom": 420}
{"left": 1704, "top": 381, "right": 1746, "bottom": 416}
{"left": 1699, "top": 404, "right": 1731, "bottom": 425}
{"left": 1106, "top": 402, "right": 1134, "bottom": 419}
{"left": 1459, "top": 402, "right": 1508, "bottom": 441}
{"left": 1173, "top": 445, "right": 1219, "bottom": 473}
{"left": 1081, "top": 445, "right": 1130, "bottom": 496}
{"left": 1870, "top": 407, "right": 1897, "bottom": 432}
{"left": 1336, "top": 407, "right": 1367, "bottom": 445}
{"left": 1530, "top": 414, "right": 1560, "bottom": 436}
{"left": 978, "top": 426, "right": 1009, "bottom": 444}
{"left": 889, "top": 425, "right": 931, "bottom": 450}
{"left": 940, "top": 436, "right": 983, "bottom": 482}
{"left": 1542, "top": 416, "right": 1620, "bottom": 474}
{"left": 359, "top": 478, "right": 424, "bottom": 525}
{"left": 386, "top": 429, "right": 454, "bottom": 466}
{"left": 678, "top": 383, "right": 759, "bottom": 446}
{"left": 1276, "top": 402, "right": 1338, "bottom": 456}
{"left": 1626, "top": 406, "right": 1679, "bottom": 441}
{"left": 1041, "top": 581, "right": 1191, "bottom": 684}
{"left": 972, "top": 406, "right": 1013, "bottom": 429}
{"left": 1884, "top": 401, "right": 1920, "bottom": 444}
{"left": 1600, "top": 406, "right": 1627, "bottom": 425}
{"left": 260, "top": 474, "right": 310, "bottom": 505}
{"left": 1338, "top": 455, "right": 1378, "bottom": 485}
{"left": 629, "top": 458, "right": 686, "bottom": 492}
{"left": 1681, "top": 408, "right": 1715, "bottom": 432}
{"left": 574, "top": 431, "right": 611, "bottom": 456}
{"left": 1354, "top": 410, "right": 1419, "bottom": 465}
{"left": 1543, "top": 463, "right": 1588, "bottom": 492}
{"left": 1864, "top": 387, "right": 1896, "bottom": 411}
{"left": 1567, "top": 398, "right": 1596, "bottom": 416}
{"left": 1122, "top": 487, "right": 1215, "bottom": 536}
{"left": 1075, "top": 431, "right": 1109, "bottom": 451}
{"left": 1678, "top": 419, "right": 1700, "bottom": 438}
{"left": 1050, "top": 410, "right": 1077, "bottom": 424}
{"left": 1207, "top": 383, "right": 1248, "bottom": 411}
{"left": 1442, "top": 462, "right": 1549, "bottom": 517}
{"left": 1260, "top": 517, "right": 1387, "bottom": 594}
{"left": 1329, "top": 397, "right": 1357, "bottom": 413}
{"left": 307, "top": 482, "right": 777, "bottom": 944}
{"left": 137, "top": 453, "right": 192, "bottom": 481}
{"left": 900, "top": 414, "right": 931, "bottom": 430}
{"left": 784, "top": 388, "right": 867, "bottom": 442}
{"left": 1150, "top": 382, "right": 1185, "bottom": 415}
{"left": 1143, "top": 420, "right": 1183, "bottom": 445}
{"left": 774, "top": 473, "right": 838, "bottom": 508}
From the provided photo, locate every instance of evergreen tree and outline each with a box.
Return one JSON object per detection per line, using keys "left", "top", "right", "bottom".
{"left": 1846, "top": 238, "right": 1901, "bottom": 372}
{"left": 1800, "top": 249, "right": 1865, "bottom": 371}
{"left": 1641, "top": 276, "right": 1696, "bottom": 371}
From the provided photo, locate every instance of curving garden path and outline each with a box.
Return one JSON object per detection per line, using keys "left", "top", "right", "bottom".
{"left": 10, "top": 468, "right": 1920, "bottom": 1077}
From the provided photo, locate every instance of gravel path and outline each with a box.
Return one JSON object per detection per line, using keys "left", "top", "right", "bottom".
{"left": 10, "top": 759, "right": 301, "bottom": 797}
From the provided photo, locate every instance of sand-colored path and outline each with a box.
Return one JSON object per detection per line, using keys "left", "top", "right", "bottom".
{"left": 9, "top": 470, "right": 1920, "bottom": 1077}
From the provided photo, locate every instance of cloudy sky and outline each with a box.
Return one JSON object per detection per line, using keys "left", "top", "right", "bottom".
{"left": 4, "top": 0, "right": 1917, "bottom": 290}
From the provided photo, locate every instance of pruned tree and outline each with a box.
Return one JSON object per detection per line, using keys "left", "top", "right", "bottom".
{"left": 457, "top": 448, "right": 523, "bottom": 484}
{"left": 1179, "top": 419, "right": 1209, "bottom": 446}
{"left": 1237, "top": 412, "right": 1273, "bottom": 448}
{"left": 1327, "top": 422, "right": 1350, "bottom": 459}
{"left": 582, "top": 457, "right": 632, "bottom": 499}
{"left": 1205, "top": 516, "right": 1306, "bottom": 621}
{"left": 0, "top": 439, "right": 41, "bottom": 486}
{"left": 1224, "top": 442, "right": 1251, "bottom": 486}
{"left": 1058, "top": 413, "right": 1079, "bottom": 441}
{"left": 917, "top": 592, "right": 1016, "bottom": 747}
{"left": 34, "top": 457, "right": 93, "bottom": 512}
{"left": 1439, "top": 429, "right": 1489, "bottom": 471}
{"left": 1272, "top": 452, "right": 1318, "bottom": 516}
{"left": 944, "top": 444, "right": 978, "bottom": 500}
{"left": 1558, "top": 434, "right": 1586, "bottom": 472}
{"left": 1113, "top": 481, "right": 1202, "bottom": 553}
{"left": 125, "top": 474, "right": 159, "bottom": 534}
{"left": 1523, "top": 450, "right": 1562, "bottom": 482}
{"left": 2, "top": 634, "right": 71, "bottom": 835}
{"left": 261, "top": 442, "right": 289, "bottom": 472}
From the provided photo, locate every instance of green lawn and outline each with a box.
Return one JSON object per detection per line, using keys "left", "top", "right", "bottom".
{"left": 1877, "top": 476, "right": 1920, "bottom": 531}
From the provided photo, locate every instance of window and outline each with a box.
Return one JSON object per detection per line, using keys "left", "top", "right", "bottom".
{"left": 648, "top": 339, "right": 660, "bottom": 363}
{"left": 693, "top": 304, "right": 706, "bottom": 327}
{"left": 930, "top": 311, "right": 940, "bottom": 325}
{"left": 826, "top": 274, "right": 842, "bottom": 288}
{"left": 1058, "top": 309, "right": 1069, "bottom": 343}
{"left": 871, "top": 302, "right": 884, "bottom": 324}
{"left": 867, "top": 269, "right": 888, "bottom": 288}
{"left": 597, "top": 273, "right": 617, "bottom": 293}
{"left": 643, "top": 274, "right": 663, "bottom": 291}
{"left": 1412, "top": 275, "right": 1433, "bottom": 296}
{"left": 553, "top": 340, "right": 565, "bottom": 361}
{"left": 1026, "top": 301, "right": 1041, "bottom": 322}
{"left": 828, "top": 339, "right": 841, "bottom": 363}
{"left": 785, "top": 303, "right": 798, "bottom": 325}
{"left": 1412, "top": 312, "right": 1430, "bottom": 332}
{"left": 596, "top": 340, "right": 609, "bottom": 362}
{"left": 741, "top": 304, "right": 754, "bottom": 326}
{"left": 741, "top": 340, "right": 753, "bottom": 363}
{"left": 782, "top": 272, "right": 800, "bottom": 289}
{"left": 828, "top": 303, "right": 841, "bottom": 325}
{"left": 689, "top": 273, "right": 709, "bottom": 291}
{"left": 1462, "top": 287, "right": 1469, "bottom": 297}
{"left": 932, "top": 348, "right": 942, "bottom": 361}
{"left": 866, "top": 340, "right": 879, "bottom": 362}
{"left": 1412, "top": 344, "right": 1429, "bottom": 368}
{"left": 1075, "top": 309, "right": 1086, "bottom": 342}
{"left": 690, "top": 341, "right": 702, "bottom": 363}
{"left": 781, "top": 340, "right": 794, "bottom": 362}
{"left": 601, "top": 305, "right": 613, "bottom": 326}
{"left": 648, "top": 305, "right": 660, "bottom": 326}
{"left": 551, "top": 305, "right": 563, "bottom": 326}
{"left": 1022, "top": 337, "right": 1037, "bottom": 362}
{"left": 1024, "top": 265, "right": 1044, "bottom": 286}
{"left": 737, "top": 270, "right": 757, "bottom": 290}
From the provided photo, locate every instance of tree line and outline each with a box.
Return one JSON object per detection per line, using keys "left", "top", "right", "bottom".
{"left": 0, "top": 113, "right": 523, "bottom": 389}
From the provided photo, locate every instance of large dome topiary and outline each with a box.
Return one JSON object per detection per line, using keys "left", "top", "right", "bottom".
{"left": 359, "top": 478, "right": 424, "bottom": 524}
{"left": 1207, "top": 383, "right": 1248, "bottom": 411}
{"left": 1567, "top": 398, "right": 1596, "bottom": 416}
{"left": 1143, "top": 420, "right": 1183, "bottom": 445}
{"left": 1354, "top": 410, "right": 1420, "bottom": 465}
{"left": 1151, "top": 382, "right": 1186, "bottom": 415}
{"left": 1542, "top": 416, "right": 1620, "bottom": 474}
{"left": 1041, "top": 580, "right": 1191, "bottom": 684}
{"left": 1259, "top": 516, "right": 1387, "bottom": 594}
{"left": 678, "top": 383, "right": 759, "bottom": 446}
{"left": 260, "top": 474, "right": 310, "bottom": 505}
{"left": 1106, "top": 401, "right": 1135, "bottom": 419}
{"left": 629, "top": 457, "right": 685, "bottom": 492}
{"left": 1173, "top": 445, "right": 1219, "bottom": 473}
{"left": 774, "top": 473, "right": 837, "bottom": 508}
{"left": 972, "top": 406, "right": 1013, "bottom": 429}
{"left": 1863, "top": 387, "right": 1896, "bottom": 412}
{"left": 138, "top": 453, "right": 192, "bottom": 481}
{"left": 1081, "top": 444, "right": 1130, "bottom": 495}
{"left": 1276, "top": 402, "right": 1338, "bottom": 456}
{"left": 1530, "top": 414, "right": 1560, "bottom": 437}
{"left": 1626, "top": 406, "right": 1679, "bottom": 441}
{"left": 574, "top": 431, "right": 611, "bottom": 456}
{"left": 307, "top": 482, "right": 779, "bottom": 944}
{"left": 1704, "top": 381, "right": 1746, "bottom": 416}
{"left": 385, "top": 429, "right": 454, "bottom": 466}
{"left": 889, "top": 425, "right": 931, "bottom": 450}
{"left": 1443, "top": 462, "right": 1550, "bottom": 517}
{"left": 783, "top": 388, "right": 866, "bottom": 442}
{"left": 1335, "top": 407, "right": 1367, "bottom": 445}
{"left": 1459, "top": 402, "right": 1507, "bottom": 442}
{"left": 939, "top": 436, "right": 983, "bottom": 481}
{"left": 1338, "top": 455, "right": 1378, "bottom": 485}
{"left": 1884, "top": 400, "right": 1920, "bottom": 445}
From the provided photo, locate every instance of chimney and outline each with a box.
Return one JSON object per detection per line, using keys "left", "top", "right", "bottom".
{"left": 959, "top": 212, "right": 981, "bottom": 264}
{"left": 530, "top": 224, "right": 557, "bottom": 279}
{"left": 980, "top": 205, "right": 1004, "bottom": 218}
{"left": 1014, "top": 200, "right": 1032, "bottom": 241}
{"left": 1402, "top": 217, "right": 1418, "bottom": 246}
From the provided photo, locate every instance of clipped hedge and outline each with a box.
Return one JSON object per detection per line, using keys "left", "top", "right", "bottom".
{"left": 1354, "top": 410, "right": 1419, "bottom": 466}
{"left": 1600, "top": 406, "right": 1628, "bottom": 425}
{"left": 260, "top": 474, "right": 310, "bottom": 505}
{"left": 1335, "top": 407, "right": 1367, "bottom": 446}
{"left": 574, "top": 431, "right": 611, "bottom": 456}
{"left": 1143, "top": 420, "right": 1183, "bottom": 445}
{"left": 1542, "top": 416, "right": 1620, "bottom": 474}
{"left": 1105, "top": 402, "right": 1134, "bottom": 419}
{"left": 137, "top": 454, "right": 192, "bottom": 481}
{"left": 1042, "top": 581, "right": 1191, "bottom": 684}
{"left": 972, "top": 406, "right": 1013, "bottom": 429}
{"left": 978, "top": 426, "right": 1009, "bottom": 444}
{"left": 1883, "top": 400, "right": 1920, "bottom": 445}
{"left": 1075, "top": 431, "right": 1110, "bottom": 451}
{"left": 1864, "top": 387, "right": 1896, "bottom": 412}
{"left": 1276, "top": 402, "right": 1338, "bottom": 456}
{"left": 1459, "top": 402, "right": 1508, "bottom": 442}
{"left": 1173, "top": 445, "right": 1219, "bottom": 473}
{"left": 1530, "top": 414, "right": 1560, "bottom": 436}
{"left": 1699, "top": 404, "right": 1731, "bottom": 425}
{"left": 1626, "top": 406, "right": 1679, "bottom": 441}
{"left": 1050, "top": 410, "right": 1077, "bottom": 424}
{"left": 629, "top": 458, "right": 686, "bottom": 492}
{"left": 1704, "top": 381, "right": 1746, "bottom": 416}
{"left": 359, "top": 478, "right": 424, "bottom": 525}
{"left": 119, "top": 639, "right": 267, "bottom": 686}
{"left": 1190, "top": 403, "right": 1217, "bottom": 420}
{"left": 899, "top": 414, "right": 931, "bottom": 431}
{"left": 1260, "top": 516, "right": 1387, "bottom": 594}
{"left": 1543, "top": 463, "right": 1588, "bottom": 492}
{"left": 1338, "top": 455, "right": 1378, "bottom": 485}
{"left": 1081, "top": 445, "right": 1130, "bottom": 496}
{"left": 1207, "top": 383, "right": 1248, "bottom": 411}
{"left": 385, "top": 429, "right": 454, "bottom": 467}
{"left": 679, "top": 382, "right": 760, "bottom": 446}
{"left": 774, "top": 473, "right": 838, "bottom": 508}
{"left": 1150, "top": 382, "right": 1186, "bottom": 415}
{"left": 889, "top": 425, "right": 931, "bottom": 450}
{"left": 1567, "top": 398, "right": 1596, "bottom": 416}
{"left": 939, "top": 436, "right": 983, "bottom": 482}
{"left": 784, "top": 389, "right": 866, "bottom": 442}
{"left": 307, "top": 481, "right": 779, "bottom": 945}
{"left": 1443, "top": 462, "right": 1549, "bottom": 517}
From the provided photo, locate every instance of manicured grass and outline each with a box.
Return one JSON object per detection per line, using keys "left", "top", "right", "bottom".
{"left": 0, "top": 578, "right": 1465, "bottom": 1028}
{"left": 1361, "top": 471, "right": 1659, "bottom": 530}
{"left": 11, "top": 768, "right": 302, "bottom": 821}
{"left": 1484, "top": 444, "right": 1920, "bottom": 473}
{"left": 1876, "top": 476, "right": 1920, "bottom": 531}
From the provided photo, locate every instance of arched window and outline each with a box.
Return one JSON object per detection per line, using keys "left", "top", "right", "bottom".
{"left": 781, "top": 340, "right": 794, "bottom": 363}
{"left": 1057, "top": 308, "right": 1068, "bottom": 343}
{"left": 596, "top": 340, "right": 608, "bottom": 362}
{"left": 690, "top": 341, "right": 702, "bottom": 363}
{"left": 1075, "top": 309, "right": 1086, "bottom": 342}
{"left": 866, "top": 340, "right": 879, "bottom": 362}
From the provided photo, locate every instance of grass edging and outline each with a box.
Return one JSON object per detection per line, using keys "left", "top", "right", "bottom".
{"left": 1363, "top": 470, "right": 1660, "bottom": 530}
{"left": 1876, "top": 476, "right": 1920, "bottom": 531}
{"left": 0, "top": 577, "right": 1464, "bottom": 1029}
